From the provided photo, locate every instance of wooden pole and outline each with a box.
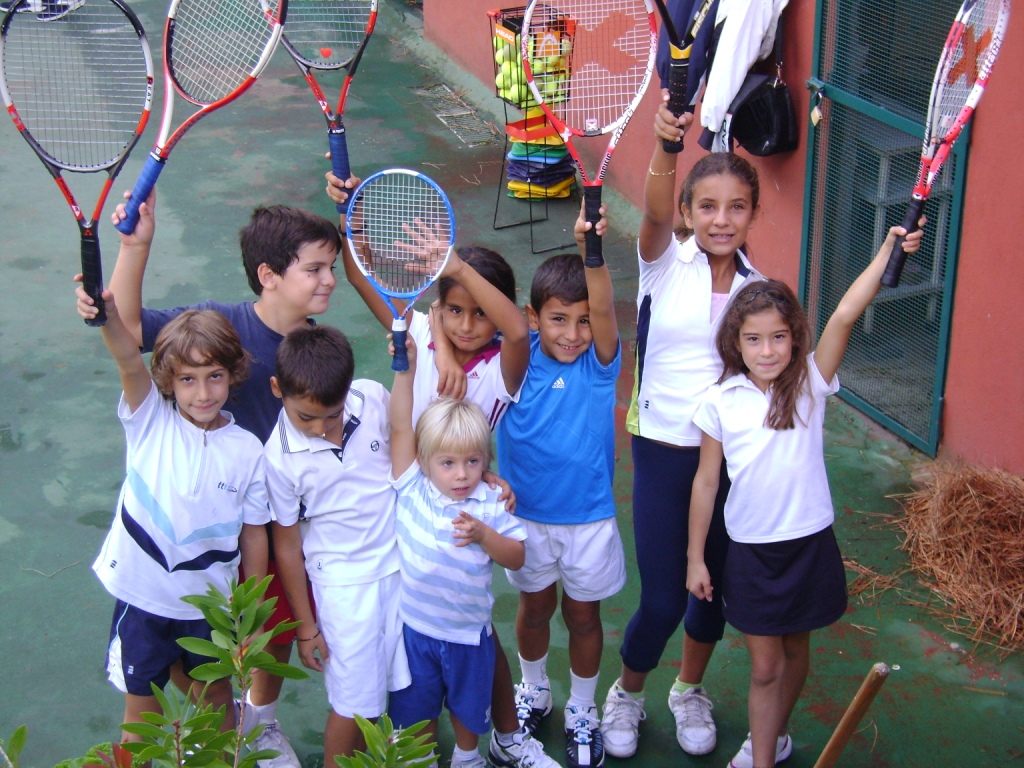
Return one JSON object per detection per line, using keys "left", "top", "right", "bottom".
{"left": 813, "top": 662, "right": 891, "bottom": 768}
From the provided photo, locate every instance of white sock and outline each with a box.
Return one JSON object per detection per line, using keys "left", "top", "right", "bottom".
{"left": 567, "top": 669, "right": 599, "bottom": 711}
{"left": 519, "top": 653, "right": 548, "bottom": 685}
{"left": 245, "top": 690, "right": 278, "bottom": 724}
{"left": 234, "top": 700, "right": 261, "bottom": 736}
{"left": 452, "top": 745, "right": 479, "bottom": 764}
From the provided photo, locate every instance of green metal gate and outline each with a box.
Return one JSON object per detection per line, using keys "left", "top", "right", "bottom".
{"left": 800, "top": 0, "right": 969, "bottom": 455}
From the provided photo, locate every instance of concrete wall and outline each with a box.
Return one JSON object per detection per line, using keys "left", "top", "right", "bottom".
{"left": 422, "top": 0, "right": 1024, "bottom": 474}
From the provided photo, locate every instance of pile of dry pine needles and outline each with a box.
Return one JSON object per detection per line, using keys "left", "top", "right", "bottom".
{"left": 897, "top": 462, "right": 1024, "bottom": 652}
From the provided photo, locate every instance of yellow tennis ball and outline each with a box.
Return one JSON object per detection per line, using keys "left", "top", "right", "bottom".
{"left": 508, "top": 83, "right": 523, "bottom": 104}
{"left": 495, "top": 45, "right": 509, "bottom": 65}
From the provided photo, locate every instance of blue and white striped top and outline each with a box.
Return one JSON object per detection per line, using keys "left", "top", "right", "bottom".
{"left": 391, "top": 463, "right": 526, "bottom": 645}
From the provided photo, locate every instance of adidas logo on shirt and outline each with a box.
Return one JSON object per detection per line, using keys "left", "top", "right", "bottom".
{"left": 552, "top": 377, "right": 565, "bottom": 389}
{"left": 468, "top": 371, "right": 480, "bottom": 380}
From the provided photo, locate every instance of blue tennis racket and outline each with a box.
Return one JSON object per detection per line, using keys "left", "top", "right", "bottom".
{"left": 345, "top": 169, "right": 454, "bottom": 371}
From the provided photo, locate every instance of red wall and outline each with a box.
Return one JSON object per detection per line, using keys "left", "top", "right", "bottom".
{"left": 424, "top": 0, "right": 1024, "bottom": 474}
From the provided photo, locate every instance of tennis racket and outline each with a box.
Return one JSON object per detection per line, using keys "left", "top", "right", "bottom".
{"left": 279, "top": 0, "right": 377, "bottom": 214}
{"left": 0, "top": 0, "right": 153, "bottom": 327}
{"left": 345, "top": 169, "right": 454, "bottom": 372}
{"left": 521, "top": 0, "right": 657, "bottom": 267}
{"left": 881, "top": 0, "right": 1010, "bottom": 287}
{"left": 652, "top": 0, "right": 715, "bottom": 154}
{"left": 115, "top": 0, "right": 288, "bottom": 235}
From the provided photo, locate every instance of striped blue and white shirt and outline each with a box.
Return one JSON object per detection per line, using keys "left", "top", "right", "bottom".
{"left": 391, "top": 464, "right": 526, "bottom": 645}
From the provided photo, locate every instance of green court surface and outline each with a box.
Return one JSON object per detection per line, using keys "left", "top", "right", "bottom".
{"left": 0, "top": 2, "right": 1021, "bottom": 766}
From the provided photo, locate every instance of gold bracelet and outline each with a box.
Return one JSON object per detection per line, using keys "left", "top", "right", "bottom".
{"left": 648, "top": 166, "right": 676, "bottom": 176}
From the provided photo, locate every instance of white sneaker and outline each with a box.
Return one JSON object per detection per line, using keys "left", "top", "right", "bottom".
{"left": 450, "top": 756, "right": 487, "bottom": 768}
{"left": 488, "top": 729, "right": 560, "bottom": 768}
{"left": 36, "top": 0, "right": 84, "bottom": 21}
{"left": 252, "top": 721, "right": 301, "bottom": 768}
{"left": 514, "top": 680, "right": 553, "bottom": 734}
{"left": 728, "top": 733, "right": 793, "bottom": 768}
{"left": 600, "top": 685, "right": 646, "bottom": 758}
{"left": 667, "top": 686, "right": 716, "bottom": 755}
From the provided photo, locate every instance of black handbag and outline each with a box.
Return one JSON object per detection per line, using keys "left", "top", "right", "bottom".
{"left": 726, "top": 18, "right": 798, "bottom": 156}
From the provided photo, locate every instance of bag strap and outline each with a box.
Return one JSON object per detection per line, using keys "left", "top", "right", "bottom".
{"left": 772, "top": 15, "right": 784, "bottom": 78}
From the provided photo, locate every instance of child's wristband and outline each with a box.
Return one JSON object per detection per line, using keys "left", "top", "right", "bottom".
{"left": 297, "top": 629, "right": 321, "bottom": 642}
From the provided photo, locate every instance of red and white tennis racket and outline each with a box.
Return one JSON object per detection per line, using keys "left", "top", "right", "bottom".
{"left": 279, "top": 0, "right": 377, "bottom": 214}
{"left": 521, "top": 0, "right": 656, "bottom": 266}
{"left": 115, "top": 0, "right": 287, "bottom": 235}
{"left": 881, "top": 0, "right": 1010, "bottom": 287}
{"left": 0, "top": 0, "right": 153, "bottom": 326}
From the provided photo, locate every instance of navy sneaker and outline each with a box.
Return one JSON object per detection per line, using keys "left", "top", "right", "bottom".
{"left": 565, "top": 705, "right": 604, "bottom": 768}
{"left": 0, "top": 1, "right": 42, "bottom": 12}
{"left": 514, "top": 680, "right": 553, "bottom": 735}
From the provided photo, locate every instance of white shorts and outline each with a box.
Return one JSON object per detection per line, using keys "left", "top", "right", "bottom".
{"left": 505, "top": 517, "right": 626, "bottom": 602}
{"left": 314, "top": 571, "right": 411, "bottom": 718}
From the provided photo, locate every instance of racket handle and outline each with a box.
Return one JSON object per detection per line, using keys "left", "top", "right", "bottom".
{"left": 880, "top": 198, "right": 926, "bottom": 288}
{"left": 391, "top": 317, "right": 410, "bottom": 372}
{"left": 583, "top": 186, "right": 604, "bottom": 268}
{"left": 115, "top": 153, "right": 166, "bottom": 235}
{"left": 329, "top": 129, "right": 352, "bottom": 215}
{"left": 81, "top": 234, "right": 107, "bottom": 328}
{"left": 662, "top": 62, "right": 689, "bottom": 154}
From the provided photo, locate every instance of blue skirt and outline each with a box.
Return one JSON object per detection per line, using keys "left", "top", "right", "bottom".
{"left": 721, "top": 526, "right": 848, "bottom": 636}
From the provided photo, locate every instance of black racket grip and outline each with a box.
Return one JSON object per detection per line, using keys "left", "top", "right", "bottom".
{"left": 880, "top": 198, "right": 926, "bottom": 288}
{"left": 662, "top": 63, "right": 689, "bottom": 154}
{"left": 583, "top": 186, "right": 603, "bottom": 268}
{"left": 391, "top": 319, "right": 409, "bottom": 372}
{"left": 81, "top": 233, "right": 107, "bottom": 327}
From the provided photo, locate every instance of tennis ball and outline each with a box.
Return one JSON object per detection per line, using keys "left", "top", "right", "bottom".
{"left": 546, "top": 55, "right": 562, "bottom": 72}
{"left": 560, "top": 38, "right": 572, "bottom": 56}
{"left": 529, "top": 57, "right": 546, "bottom": 74}
{"left": 320, "top": 47, "right": 332, "bottom": 58}
{"left": 493, "top": 36, "right": 502, "bottom": 51}
{"left": 507, "top": 83, "right": 523, "bottom": 104}
{"left": 496, "top": 72, "right": 507, "bottom": 90}
{"left": 495, "top": 45, "right": 509, "bottom": 65}
{"left": 500, "top": 60, "right": 514, "bottom": 81}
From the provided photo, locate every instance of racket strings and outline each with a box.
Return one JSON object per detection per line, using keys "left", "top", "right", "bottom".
{"left": 355, "top": 176, "right": 452, "bottom": 295}
{"left": 934, "top": 0, "right": 1005, "bottom": 128}
{"left": 525, "top": 0, "right": 653, "bottom": 132}
{"left": 1, "top": 4, "right": 149, "bottom": 170}
{"left": 283, "top": 0, "right": 373, "bottom": 66}
{"left": 169, "top": 0, "right": 282, "bottom": 104}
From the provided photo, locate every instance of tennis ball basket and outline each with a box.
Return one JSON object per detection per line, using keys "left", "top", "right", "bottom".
{"left": 487, "top": 5, "right": 575, "bottom": 111}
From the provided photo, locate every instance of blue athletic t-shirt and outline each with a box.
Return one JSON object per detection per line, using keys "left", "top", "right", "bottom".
{"left": 141, "top": 301, "right": 307, "bottom": 443}
{"left": 496, "top": 331, "right": 621, "bottom": 525}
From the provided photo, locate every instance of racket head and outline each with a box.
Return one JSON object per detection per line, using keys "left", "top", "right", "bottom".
{"left": 521, "top": 0, "right": 657, "bottom": 138}
{"left": 924, "top": 0, "right": 1009, "bottom": 154}
{"left": 0, "top": 0, "right": 153, "bottom": 173}
{"left": 345, "top": 169, "right": 455, "bottom": 301}
{"left": 165, "top": 0, "right": 287, "bottom": 106}
{"left": 652, "top": 0, "right": 682, "bottom": 48}
{"left": 280, "top": 0, "right": 376, "bottom": 70}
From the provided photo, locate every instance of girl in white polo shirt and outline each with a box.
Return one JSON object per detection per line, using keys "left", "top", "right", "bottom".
{"left": 686, "top": 223, "right": 923, "bottom": 768}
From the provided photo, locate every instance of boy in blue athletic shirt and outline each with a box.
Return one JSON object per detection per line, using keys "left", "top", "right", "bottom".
{"left": 496, "top": 210, "right": 626, "bottom": 768}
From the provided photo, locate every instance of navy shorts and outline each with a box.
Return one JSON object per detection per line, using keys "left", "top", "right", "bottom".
{"left": 722, "top": 526, "right": 848, "bottom": 636}
{"left": 388, "top": 625, "right": 495, "bottom": 734}
{"left": 106, "top": 600, "right": 221, "bottom": 696}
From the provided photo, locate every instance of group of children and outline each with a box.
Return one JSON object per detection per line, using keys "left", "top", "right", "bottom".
{"left": 75, "top": 94, "right": 923, "bottom": 768}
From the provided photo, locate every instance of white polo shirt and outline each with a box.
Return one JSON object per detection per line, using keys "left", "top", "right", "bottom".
{"left": 93, "top": 382, "right": 270, "bottom": 620}
{"left": 693, "top": 353, "right": 840, "bottom": 543}
{"left": 407, "top": 310, "right": 515, "bottom": 431}
{"left": 626, "top": 236, "right": 761, "bottom": 446}
{"left": 265, "top": 380, "right": 400, "bottom": 586}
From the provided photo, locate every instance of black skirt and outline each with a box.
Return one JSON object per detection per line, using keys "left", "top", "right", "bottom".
{"left": 721, "top": 525, "right": 848, "bottom": 636}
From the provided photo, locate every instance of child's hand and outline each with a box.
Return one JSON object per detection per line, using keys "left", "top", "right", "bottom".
{"left": 575, "top": 202, "right": 608, "bottom": 250}
{"left": 110, "top": 187, "right": 156, "bottom": 245}
{"left": 686, "top": 561, "right": 713, "bottom": 602}
{"left": 296, "top": 627, "right": 329, "bottom": 672}
{"left": 394, "top": 218, "right": 450, "bottom": 276}
{"left": 435, "top": 354, "right": 467, "bottom": 400}
{"left": 655, "top": 90, "right": 692, "bottom": 144}
{"left": 482, "top": 469, "right": 516, "bottom": 513}
{"left": 885, "top": 215, "right": 928, "bottom": 255}
{"left": 388, "top": 333, "right": 417, "bottom": 369}
{"left": 73, "top": 276, "right": 116, "bottom": 323}
{"left": 325, "top": 168, "right": 360, "bottom": 208}
{"left": 452, "top": 510, "right": 489, "bottom": 546}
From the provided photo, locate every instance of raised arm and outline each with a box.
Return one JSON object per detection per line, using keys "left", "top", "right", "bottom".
{"left": 389, "top": 338, "right": 418, "bottom": 477}
{"left": 94, "top": 287, "right": 153, "bottom": 413}
{"left": 814, "top": 221, "right": 925, "bottom": 383}
{"left": 686, "top": 431, "right": 723, "bottom": 602}
{"left": 639, "top": 95, "right": 693, "bottom": 264}
{"left": 575, "top": 204, "right": 619, "bottom": 366}
{"left": 441, "top": 252, "right": 530, "bottom": 395}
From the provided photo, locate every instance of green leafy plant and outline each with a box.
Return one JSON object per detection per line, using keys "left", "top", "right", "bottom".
{"left": 114, "top": 575, "right": 307, "bottom": 768}
{"left": 334, "top": 715, "right": 436, "bottom": 768}
{"left": 0, "top": 726, "right": 27, "bottom": 768}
